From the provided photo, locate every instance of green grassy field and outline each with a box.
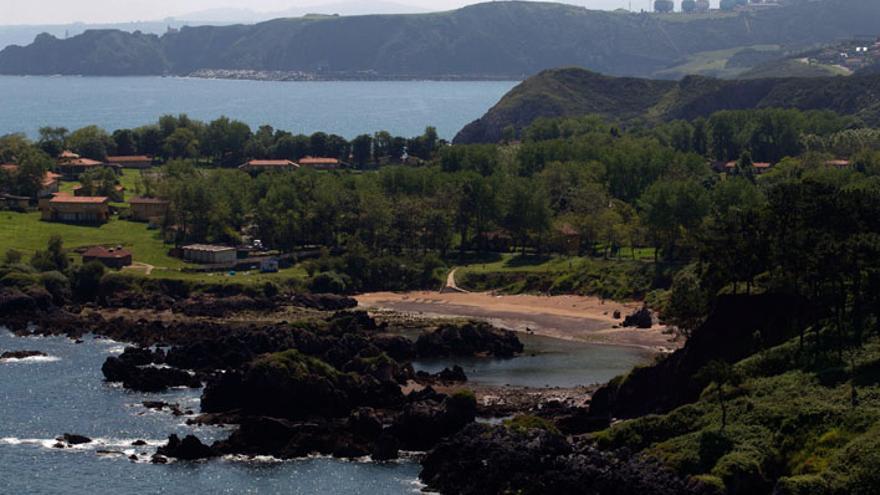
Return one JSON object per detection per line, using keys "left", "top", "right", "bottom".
{"left": 0, "top": 211, "right": 308, "bottom": 286}
{"left": 454, "top": 251, "right": 658, "bottom": 300}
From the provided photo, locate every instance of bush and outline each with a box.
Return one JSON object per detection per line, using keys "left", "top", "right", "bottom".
{"left": 39, "top": 270, "right": 71, "bottom": 303}
{"left": 711, "top": 451, "right": 767, "bottom": 495}
{"left": 0, "top": 271, "right": 40, "bottom": 289}
{"left": 309, "top": 271, "right": 350, "bottom": 294}
{"left": 774, "top": 475, "right": 833, "bottom": 495}
{"left": 71, "top": 262, "right": 106, "bottom": 302}
{"left": 504, "top": 415, "right": 561, "bottom": 435}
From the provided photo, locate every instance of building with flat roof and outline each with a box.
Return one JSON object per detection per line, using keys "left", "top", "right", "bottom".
{"left": 82, "top": 246, "right": 133, "bottom": 269}
{"left": 182, "top": 244, "right": 237, "bottom": 265}
{"left": 40, "top": 195, "right": 111, "bottom": 224}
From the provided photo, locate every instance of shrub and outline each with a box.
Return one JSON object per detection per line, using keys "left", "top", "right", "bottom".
{"left": 71, "top": 261, "right": 106, "bottom": 302}
{"left": 0, "top": 271, "right": 40, "bottom": 289}
{"left": 309, "top": 271, "right": 350, "bottom": 294}
{"left": 504, "top": 415, "right": 561, "bottom": 435}
{"left": 39, "top": 270, "right": 71, "bottom": 303}
{"left": 711, "top": 451, "right": 767, "bottom": 495}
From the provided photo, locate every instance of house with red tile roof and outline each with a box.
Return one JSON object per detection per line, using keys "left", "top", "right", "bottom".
{"left": 298, "top": 156, "right": 345, "bottom": 170}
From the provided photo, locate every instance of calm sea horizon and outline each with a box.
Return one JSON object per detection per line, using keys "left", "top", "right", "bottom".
{"left": 0, "top": 76, "right": 518, "bottom": 140}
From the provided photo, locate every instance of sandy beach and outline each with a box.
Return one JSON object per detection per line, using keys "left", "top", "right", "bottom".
{"left": 356, "top": 291, "right": 678, "bottom": 352}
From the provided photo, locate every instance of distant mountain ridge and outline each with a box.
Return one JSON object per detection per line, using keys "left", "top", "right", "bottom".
{"left": 454, "top": 68, "right": 880, "bottom": 143}
{"left": 1, "top": 0, "right": 880, "bottom": 79}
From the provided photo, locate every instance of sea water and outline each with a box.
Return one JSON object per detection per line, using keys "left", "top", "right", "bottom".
{"left": 0, "top": 76, "right": 517, "bottom": 139}
{"left": 0, "top": 327, "right": 646, "bottom": 494}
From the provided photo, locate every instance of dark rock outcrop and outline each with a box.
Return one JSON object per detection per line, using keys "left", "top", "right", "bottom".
{"left": 421, "top": 423, "right": 695, "bottom": 495}
{"left": 392, "top": 392, "right": 477, "bottom": 451}
{"left": 292, "top": 293, "right": 358, "bottom": 311}
{"left": 622, "top": 306, "right": 653, "bottom": 329}
{"left": 416, "top": 322, "right": 523, "bottom": 358}
{"left": 156, "top": 434, "right": 218, "bottom": 461}
{"left": 59, "top": 433, "right": 92, "bottom": 445}
{"left": 101, "top": 356, "right": 201, "bottom": 392}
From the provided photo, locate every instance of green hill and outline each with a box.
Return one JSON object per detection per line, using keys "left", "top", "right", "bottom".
{"left": 454, "top": 68, "right": 880, "bottom": 143}
{"left": 2, "top": 0, "right": 880, "bottom": 79}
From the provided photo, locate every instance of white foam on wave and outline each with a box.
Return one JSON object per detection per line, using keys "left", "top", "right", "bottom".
{"left": 0, "top": 355, "right": 61, "bottom": 364}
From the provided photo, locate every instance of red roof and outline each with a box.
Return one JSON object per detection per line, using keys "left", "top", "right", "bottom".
{"left": 49, "top": 195, "right": 109, "bottom": 205}
{"left": 42, "top": 172, "right": 62, "bottom": 187}
{"left": 82, "top": 246, "right": 131, "bottom": 259}
{"left": 1, "top": 163, "right": 17, "bottom": 172}
{"left": 106, "top": 155, "right": 152, "bottom": 163}
{"left": 299, "top": 157, "right": 340, "bottom": 166}
{"left": 59, "top": 150, "right": 80, "bottom": 159}
{"left": 826, "top": 159, "right": 851, "bottom": 167}
{"left": 62, "top": 158, "right": 104, "bottom": 167}
{"left": 241, "top": 159, "right": 298, "bottom": 168}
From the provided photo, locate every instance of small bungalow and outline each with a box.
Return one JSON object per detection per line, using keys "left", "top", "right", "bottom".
{"left": 105, "top": 155, "right": 154, "bottom": 169}
{"left": 182, "top": 244, "right": 237, "bottom": 265}
{"left": 82, "top": 246, "right": 133, "bottom": 269}
{"left": 129, "top": 197, "right": 170, "bottom": 223}
{"left": 40, "top": 195, "right": 110, "bottom": 224}
{"left": 299, "top": 156, "right": 344, "bottom": 170}
{"left": 239, "top": 159, "right": 300, "bottom": 173}
{"left": 1, "top": 193, "right": 30, "bottom": 211}
{"left": 40, "top": 172, "right": 63, "bottom": 197}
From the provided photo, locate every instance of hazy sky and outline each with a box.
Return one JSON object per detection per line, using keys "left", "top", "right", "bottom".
{"left": 0, "top": 0, "right": 679, "bottom": 25}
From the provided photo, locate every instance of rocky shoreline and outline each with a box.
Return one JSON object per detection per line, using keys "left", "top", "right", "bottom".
{"left": 0, "top": 283, "right": 700, "bottom": 493}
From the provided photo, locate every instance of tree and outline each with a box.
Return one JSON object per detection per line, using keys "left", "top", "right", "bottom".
{"left": 79, "top": 167, "right": 122, "bottom": 201}
{"left": 696, "top": 361, "right": 742, "bottom": 431}
{"left": 31, "top": 235, "right": 68, "bottom": 272}
{"left": 67, "top": 125, "right": 114, "bottom": 160}
{"left": 654, "top": 0, "right": 674, "bottom": 13}
{"left": 37, "top": 127, "right": 68, "bottom": 157}
{"left": 112, "top": 129, "right": 138, "bottom": 156}
{"left": 12, "top": 148, "right": 53, "bottom": 198}
{"left": 665, "top": 263, "right": 710, "bottom": 339}
{"left": 351, "top": 134, "right": 373, "bottom": 168}
{"left": 681, "top": 0, "right": 697, "bottom": 12}
{"left": 163, "top": 128, "right": 200, "bottom": 159}
{"left": 733, "top": 151, "right": 756, "bottom": 183}
{"left": 639, "top": 179, "right": 710, "bottom": 260}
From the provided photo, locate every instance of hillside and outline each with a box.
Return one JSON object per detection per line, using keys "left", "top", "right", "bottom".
{"left": 454, "top": 68, "right": 880, "bottom": 143}
{"left": 2, "top": 0, "right": 880, "bottom": 79}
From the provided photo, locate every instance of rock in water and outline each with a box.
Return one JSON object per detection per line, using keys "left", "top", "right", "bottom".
{"left": 60, "top": 433, "right": 92, "bottom": 445}
{"left": 156, "top": 434, "right": 217, "bottom": 460}
{"left": 622, "top": 306, "right": 653, "bottom": 329}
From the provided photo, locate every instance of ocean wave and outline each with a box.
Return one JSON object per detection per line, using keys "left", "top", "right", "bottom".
{"left": 0, "top": 355, "right": 60, "bottom": 364}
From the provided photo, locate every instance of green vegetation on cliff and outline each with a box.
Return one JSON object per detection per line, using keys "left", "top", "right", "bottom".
{"left": 455, "top": 68, "right": 880, "bottom": 143}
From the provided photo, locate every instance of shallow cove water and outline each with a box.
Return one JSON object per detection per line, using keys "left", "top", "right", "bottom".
{"left": 0, "top": 76, "right": 517, "bottom": 139}
{"left": 0, "top": 328, "right": 422, "bottom": 495}
{"left": 412, "top": 333, "right": 653, "bottom": 388}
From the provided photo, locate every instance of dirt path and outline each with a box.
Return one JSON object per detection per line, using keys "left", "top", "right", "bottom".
{"left": 440, "top": 268, "right": 468, "bottom": 294}
{"left": 357, "top": 291, "right": 678, "bottom": 352}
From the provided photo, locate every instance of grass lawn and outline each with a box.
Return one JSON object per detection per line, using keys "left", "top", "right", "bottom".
{"left": 457, "top": 250, "right": 656, "bottom": 276}
{"left": 0, "top": 211, "right": 308, "bottom": 286}
{"left": 0, "top": 211, "right": 183, "bottom": 268}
